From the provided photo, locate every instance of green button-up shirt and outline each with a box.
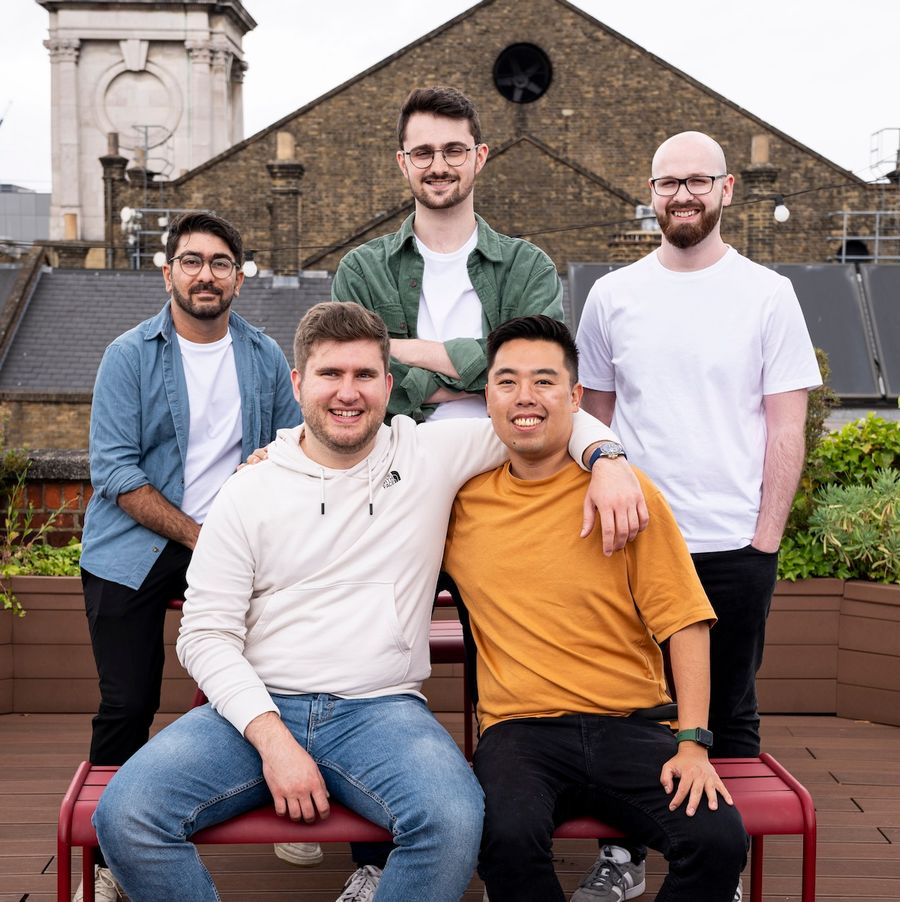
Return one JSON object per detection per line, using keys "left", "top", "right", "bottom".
{"left": 332, "top": 213, "right": 564, "bottom": 421}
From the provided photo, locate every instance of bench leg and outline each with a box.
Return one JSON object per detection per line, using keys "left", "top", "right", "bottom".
{"left": 83, "top": 846, "right": 96, "bottom": 902}
{"left": 56, "top": 837, "right": 71, "bottom": 902}
{"left": 802, "top": 828, "right": 816, "bottom": 902}
{"left": 749, "top": 835, "right": 763, "bottom": 902}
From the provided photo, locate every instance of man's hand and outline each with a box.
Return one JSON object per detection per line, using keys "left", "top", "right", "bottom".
{"left": 661, "top": 744, "right": 733, "bottom": 817}
{"left": 238, "top": 446, "right": 269, "bottom": 469}
{"left": 244, "top": 712, "right": 330, "bottom": 822}
{"left": 581, "top": 457, "right": 649, "bottom": 554}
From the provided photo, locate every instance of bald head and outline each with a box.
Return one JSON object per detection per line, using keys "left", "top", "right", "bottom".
{"left": 652, "top": 131, "right": 727, "bottom": 178}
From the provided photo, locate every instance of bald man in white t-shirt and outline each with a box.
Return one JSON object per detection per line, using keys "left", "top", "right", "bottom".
{"left": 574, "top": 132, "right": 820, "bottom": 902}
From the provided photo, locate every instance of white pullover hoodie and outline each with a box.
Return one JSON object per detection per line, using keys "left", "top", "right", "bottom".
{"left": 177, "top": 412, "right": 614, "bottom": 735}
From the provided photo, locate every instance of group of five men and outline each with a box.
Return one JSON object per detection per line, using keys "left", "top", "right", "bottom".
{"left": 78, "top": 85, "right": 820, "bottom": 902}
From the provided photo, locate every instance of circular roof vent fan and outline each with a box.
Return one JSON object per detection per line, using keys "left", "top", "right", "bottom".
{"left": 493, "top": 43, "right": 553, "bottom": 104}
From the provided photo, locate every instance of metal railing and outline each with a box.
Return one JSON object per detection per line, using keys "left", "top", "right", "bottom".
{"left": 830, "top": 210, "right": 900, "bottom": 262}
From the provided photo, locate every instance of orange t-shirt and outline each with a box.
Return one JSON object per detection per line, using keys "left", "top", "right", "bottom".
{"left": 444, "top": 462, "right": 715, "bottom": 732}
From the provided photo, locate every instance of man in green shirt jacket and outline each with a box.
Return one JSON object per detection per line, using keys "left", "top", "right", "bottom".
{"left": 331, "top": 85, "right": 564, "bottom": 424}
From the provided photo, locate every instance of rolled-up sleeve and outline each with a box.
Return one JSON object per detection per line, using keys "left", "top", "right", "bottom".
{"left": 89, "top": 344, "right": 152, "bottom": 502}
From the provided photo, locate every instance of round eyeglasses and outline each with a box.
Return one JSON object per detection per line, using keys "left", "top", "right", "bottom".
{"left": 402, "top": 144, "right": 480, "bottom": 169}
{"left": 170, "top": 253, "right": 239, "bottom": 278}
{"left": 650, "top": 175, "right": 727, "bottom": 197}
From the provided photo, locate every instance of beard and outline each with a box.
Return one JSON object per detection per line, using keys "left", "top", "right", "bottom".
{"left": 658, "top": 199, "right": 722, "bottom": 249}
{"left": 409, "top": 169, "right": 475, "bottom": 210}
{"left": 171, "top": 281, "right": 234, "bottom": 320}
{"left": 300, "top": 400, "right": 383, "bottom": 458}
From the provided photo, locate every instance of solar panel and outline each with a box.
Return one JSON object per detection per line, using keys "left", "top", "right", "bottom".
{"left": 771, "top": 264, "right": 881, "bottom": 400}
{"left": 858, "top": 265, "right": 900, "bottom": 398}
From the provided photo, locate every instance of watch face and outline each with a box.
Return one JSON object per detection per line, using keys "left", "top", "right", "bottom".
{"left": 598, "top": 441, "right": 625, "bottom": 458}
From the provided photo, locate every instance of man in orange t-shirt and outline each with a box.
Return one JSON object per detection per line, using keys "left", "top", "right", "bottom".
{"left": 443, "top": 315, "right": 747, "bottom": 902}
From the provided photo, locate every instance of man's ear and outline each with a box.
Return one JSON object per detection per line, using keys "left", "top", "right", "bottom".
{"left": 162, "top": 263, "right": 173, "bottom": 295}
{"left": 396, "top": 150, "right": 409, "bottom": 179}
{"left": 722, "top": 173, "right": 735, "bottom": 208}
{"left": 473, "top": 143, "right": 489, "bottom": 175}
{"left": 290, "top": 368, "right": 302, "bottom": 404}
{"left": 571, "top": 381, "right": 584, "bottom": 410}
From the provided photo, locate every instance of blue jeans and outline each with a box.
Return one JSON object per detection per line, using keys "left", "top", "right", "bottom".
{"left": 94, "top": 694, "right": 483, "bottom": 901}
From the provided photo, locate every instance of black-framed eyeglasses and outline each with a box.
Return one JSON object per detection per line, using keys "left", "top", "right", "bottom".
{"left": 169, "top": 253, "right": 240, "bottom": 278}
{"left": 650, "top": 175, "right": 727, "bottom": 197}
{"left": 402, "top": 144, "right": 480, "bottom": 169}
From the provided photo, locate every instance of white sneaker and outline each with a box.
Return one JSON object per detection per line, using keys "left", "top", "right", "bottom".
{"left": 733, "top": 876, "right": 743, "bottom": 901}
{"left": 73, "top": 865, "right": 125, "bottom": 902}
{"left": 335, "top": 865, "right": 382, "bottom": 901}
{"left": 273, "top": 841, "right": 325, "bottom": 866}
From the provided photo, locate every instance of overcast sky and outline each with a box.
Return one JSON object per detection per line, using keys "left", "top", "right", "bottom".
{"left": 2, "top": 0, "right": 898, "bottom": 192}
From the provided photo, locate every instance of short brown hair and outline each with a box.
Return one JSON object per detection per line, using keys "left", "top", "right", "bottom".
{"left": 397, "top": 86, "right": 482, "bottom": 147}
{"left": 165, "top": 211, "right": 243, "bottom": 264}
{"left": 293, "top": 302, "right": 390, "bottom": 374}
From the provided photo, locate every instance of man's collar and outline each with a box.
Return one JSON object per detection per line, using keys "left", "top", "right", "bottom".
{"left": 389, "top": 212, "right": 503, "bottom": 263}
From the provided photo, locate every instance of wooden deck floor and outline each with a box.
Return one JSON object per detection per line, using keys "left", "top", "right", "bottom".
{"left": 2, "top": 712, "right": 899, "bottom": 901}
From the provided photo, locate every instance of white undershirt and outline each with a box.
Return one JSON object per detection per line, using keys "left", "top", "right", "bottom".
{"left": 415, "top": 228, "right": 487, "bottom": 421}
{"left": 177, "top": 332, "right": 243, "bottom": 523}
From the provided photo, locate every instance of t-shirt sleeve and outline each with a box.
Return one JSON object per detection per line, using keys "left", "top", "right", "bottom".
{"left": 575, "top": 279, "right": 616, "bottom": 391}
{"left": 761, "top": 278, "right": 823, "bottom": 395}
{"left": 624, "top": 473, "right": 716, "bottom": 643}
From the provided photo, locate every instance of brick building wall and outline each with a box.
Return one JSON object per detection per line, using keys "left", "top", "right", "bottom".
{"left": 12, "top": 451, "right": 91, "bottom": 547}
{"left": 0, "top": 396, "right": 91, "bottom": 451}
{"left": 103, "top": 0, "right": 884, "bottom": 274}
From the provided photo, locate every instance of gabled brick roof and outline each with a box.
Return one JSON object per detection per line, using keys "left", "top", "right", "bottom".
{"left": 0, "top": 269, "right": 331, "bottom": 392}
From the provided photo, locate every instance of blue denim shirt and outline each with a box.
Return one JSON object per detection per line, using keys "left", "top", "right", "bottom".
{"left": 80, "top": 302, "right": 300, "bottom": 589}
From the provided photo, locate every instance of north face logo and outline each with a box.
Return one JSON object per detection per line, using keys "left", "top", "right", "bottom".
{"left": 382, "top": 470, "right": 402, "bottom": 489}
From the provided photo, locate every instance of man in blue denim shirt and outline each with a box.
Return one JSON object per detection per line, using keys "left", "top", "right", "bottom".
{"left": 79, "top": 211, "right": 298, "bottom": 825}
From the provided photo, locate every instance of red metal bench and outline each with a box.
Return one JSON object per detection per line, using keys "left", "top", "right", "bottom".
{"left": 57, "top": 752, "right": 815, "bottom": 902}
{"left": 61, "top": 603, "right": 816, "bottom": 902}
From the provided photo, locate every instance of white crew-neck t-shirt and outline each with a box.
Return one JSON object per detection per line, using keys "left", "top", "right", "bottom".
{"left": 415, "top": 228, "right": 487, "bottom": 421}
{"left": 576, "top": 247, "right": 822, "bottom": 552}
{"left": 177, "top": 332, "right": 243, "bottom": 523}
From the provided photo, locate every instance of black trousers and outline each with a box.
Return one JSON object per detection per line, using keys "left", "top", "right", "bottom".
{"left": 82, "top": 541, "right": 192, "bottom": 766}
{"left": 474, "top": 715, "right": 748, "bottom": 902}
{"left": 693, "top": 544, "right": 779, "bottom": 758}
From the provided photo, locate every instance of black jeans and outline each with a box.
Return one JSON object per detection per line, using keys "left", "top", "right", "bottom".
{"left": 82, "top": 541, "right": 192, "bottom": 766}
{"left": 474, "top": 715, "right": 747, "bottom": 902}
{"left": 692, "top": 544, "right": 779, "bottom": 758}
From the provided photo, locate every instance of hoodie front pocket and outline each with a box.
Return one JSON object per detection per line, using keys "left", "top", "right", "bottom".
{"left": 244, "top": 580, "right": 413, "bottom": 695}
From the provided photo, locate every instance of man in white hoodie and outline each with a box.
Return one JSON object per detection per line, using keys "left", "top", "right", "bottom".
{"left": 91, "top": 302, "right": 645, "bottom": 902}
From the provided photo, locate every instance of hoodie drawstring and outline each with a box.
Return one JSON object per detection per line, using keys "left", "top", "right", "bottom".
{"left": 318, "top": 462, "right": 374, "bottom": 516}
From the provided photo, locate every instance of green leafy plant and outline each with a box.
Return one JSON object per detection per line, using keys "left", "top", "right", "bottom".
{"left": 808, "top": 468, "right": 900, "bottom": 583}
{"left": 778, "top": 349, "right": 900, "bottom": 583}
{"left": 1, "top": 467, "right": 81, "bottom": 617}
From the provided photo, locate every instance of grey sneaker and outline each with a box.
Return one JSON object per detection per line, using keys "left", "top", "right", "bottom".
{"left": 273, "top": 841, "right": 325, "bottom": 866}
{"left": 73, "top": 866, "right": 125, "bottom": 902}
{"left": 571, "top": 845, "right": 646, "bottom": 901}
{"left": 335, "top": 865, "right": 382, "bottom": 901}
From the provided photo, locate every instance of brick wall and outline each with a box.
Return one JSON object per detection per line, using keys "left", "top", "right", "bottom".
{"left": 0, "top": 396, "right": 91, "bottom": 450}
{"left": 101, "top": 0, "right": 891, "bottom": 273}
{"left": 6, "top": 451, "right": 91, "bottom": 546}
